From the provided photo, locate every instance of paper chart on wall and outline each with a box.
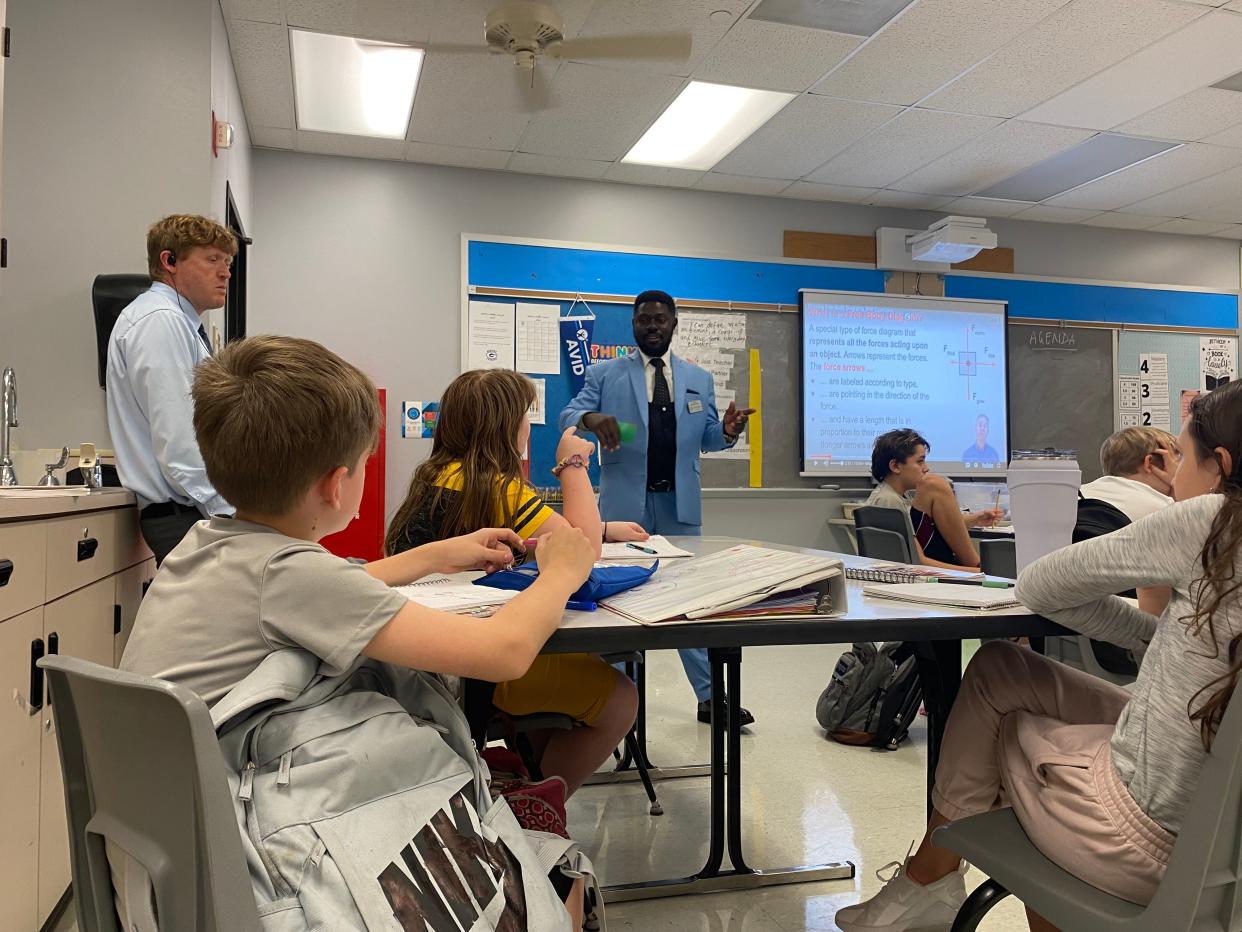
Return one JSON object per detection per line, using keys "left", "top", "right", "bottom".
{"left": 467, "top": 301, "right": 516, "bottom": 370}
{"left": 676, "top": 312, "right": 750, "bottom": 461}
{"left": 516, "top": 303, "right": 561, "bottom": 374}
{"left": 1200, "top": 336, "right": 1237, "bottom": 391}
{"left": 527, "top": 378, "right": 546, "bottom": 425}
{"left": 1139, "top": 352, "right": 1170, "bottom": 431}
{"left": 1117, "top": 375, "right": 1140, "bottom": 428}
{"left": 707, "top": 388, "right": 749, "bottom": 460}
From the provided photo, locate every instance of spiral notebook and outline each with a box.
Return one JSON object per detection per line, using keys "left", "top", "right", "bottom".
{"left": 862, "top": 582, "right": 1023, "bottom": 611}
{"left": 846, "top": 562, "right": 984, "bottom": 584}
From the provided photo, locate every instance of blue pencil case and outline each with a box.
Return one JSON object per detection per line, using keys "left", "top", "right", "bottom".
{"left": 473, "top": 561, "right": 659, "bottom": 602}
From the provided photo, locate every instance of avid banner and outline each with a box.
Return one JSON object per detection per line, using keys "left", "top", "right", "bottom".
{"left": 560, "top": 316, "right": 595, "bottom": 393}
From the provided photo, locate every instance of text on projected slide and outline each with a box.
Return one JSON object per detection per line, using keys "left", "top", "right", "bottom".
{"left": 802, "top": 295, "right": 1008, "bottom": 475}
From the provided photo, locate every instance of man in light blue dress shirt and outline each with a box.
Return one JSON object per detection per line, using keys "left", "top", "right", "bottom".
{"left": 106, "top": 215, "right": 238, "bottom": 563}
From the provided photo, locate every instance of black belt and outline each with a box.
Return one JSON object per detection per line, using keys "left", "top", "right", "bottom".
{"left": 647, "top": 480, "right": 674, "bottom": 493}
{"left": 141, "top": 501, "right": 200, "bottom": 519}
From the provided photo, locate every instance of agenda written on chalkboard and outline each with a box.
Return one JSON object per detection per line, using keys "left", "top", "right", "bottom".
{"left": 800, "top": 291, "right": 1009, "bottom": 477}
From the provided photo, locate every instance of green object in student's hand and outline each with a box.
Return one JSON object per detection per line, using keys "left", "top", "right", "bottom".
{"left": 617, "top": 421, "right": 638, "bottom": 444}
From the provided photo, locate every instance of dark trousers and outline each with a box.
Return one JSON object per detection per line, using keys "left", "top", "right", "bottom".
{"left": 139, "top": 507, "right": 202, "bottom": 565}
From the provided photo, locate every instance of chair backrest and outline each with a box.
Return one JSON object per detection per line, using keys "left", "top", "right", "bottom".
{"left": 853, "top": 506, "right": 917, "bottom": 563}
{"left": 1140, "top": 679, "right": 1242, "bottom": 930}
{"left": 978, "top": 538, "right": 1017, "bottom": 579}
{"left": 92, "top": 274, "right": 151, "bottom": 389}
{"left": 39, "top": 655, "right": 261, "bottom": 932}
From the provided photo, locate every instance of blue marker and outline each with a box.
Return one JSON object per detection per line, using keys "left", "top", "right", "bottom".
{"left": 566, "top": 600, "right": 598, "bottom": 612}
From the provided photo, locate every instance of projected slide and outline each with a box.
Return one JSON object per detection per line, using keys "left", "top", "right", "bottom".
{"left": 801, "top": 290, "right": 1008, "bottom": 476}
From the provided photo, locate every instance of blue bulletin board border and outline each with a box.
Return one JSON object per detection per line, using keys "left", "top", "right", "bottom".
{"left": 463, "top": 235, "right": 1240, "bottom": 484}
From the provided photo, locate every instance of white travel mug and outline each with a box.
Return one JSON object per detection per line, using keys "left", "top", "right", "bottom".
{"left": 1008, "top": 449, "right": 1081, "bottom": 573}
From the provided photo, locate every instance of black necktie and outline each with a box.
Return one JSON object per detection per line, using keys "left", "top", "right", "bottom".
{"left": 650, "top": 358, "right": 670, "bottom": 405}
{"left": 197, "top": 325, "right": 212, "bottom": 355}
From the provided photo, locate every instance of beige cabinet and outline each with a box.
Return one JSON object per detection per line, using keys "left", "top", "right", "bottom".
{"left": 0, "top": 499, "right": 152, "bottom": 930}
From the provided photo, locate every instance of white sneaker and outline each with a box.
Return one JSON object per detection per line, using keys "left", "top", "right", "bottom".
{"left": 835, "top": 854, "right": 968, "bottom": 932}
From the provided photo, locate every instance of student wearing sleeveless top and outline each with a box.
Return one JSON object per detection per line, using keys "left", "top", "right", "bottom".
{"left": 864, "top": 428, "right": 1002, "bottom": 570}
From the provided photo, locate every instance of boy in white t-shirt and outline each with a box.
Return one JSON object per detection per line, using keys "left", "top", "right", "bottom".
{"left": 1079, "top": 426, "right": 1180, "bottom": 523}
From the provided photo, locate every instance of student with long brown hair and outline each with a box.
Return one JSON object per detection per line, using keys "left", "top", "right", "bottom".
{"left": 386, "top": 368, "right": 644, "bottom": 796}
{"left": 839, "top": 380, "right": 1242, "bottom": 932}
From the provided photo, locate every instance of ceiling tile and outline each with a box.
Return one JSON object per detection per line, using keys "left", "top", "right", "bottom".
{"left": 936, "top": 196, "right": 1033, "bottom": 217}
{"left": 1020, "top": 9, "right": 1242, "bottom": 129}
{"left": 250, "top": 125, "right": 295, "bottom": 148}
{"left": 864, "top": 190, "right": 957, "bottom": 209}
{"left": 1147, "top": 217, "right": 1236, "bottom": 234}
{"left": 1178, "top": 192, "right": 1242, "bottom": 221}
{"left": 810, "top": 0, "right": 1070, "bottom": 106}
{"left": 506, "top": 152, "right": 612, "bottom": 179}
{"left": 226, "top": 20, "right": 295, "bottom": 129}
{"left": 1045, "top": 142, "right": 1242, "bottom": 208}
{"left": 516, "top": 63, "right": 685, "bottom": 161}
{"left": 780, "top": 182, "right": 879, "bottom": 203}
{"left": 221, "top": 0, "right": 283, "bottom": 24}
{"left": 807, "top": 108, "right": 1002, "bottom": 187}
{"left": 1010, "top": 204, "right": 1102, "bottom": 223}
{"left": 1117, "top": 162, "right": 1242, "bottom": 215}
{"left": 694, "top": 173, "right": 794, "bottom": 195}
{"left": 571, "top": 0, "right": 753, "bottom": 77}
{"left": 1209, "top": 223, "right": 1242, "bottom": 238}
{"left": 404, "top": 142, "right": 511, "bottom": 170}
{"left": 714, "top": 95, "right": 902, "bottom": 179}
{"left": 283, "top": 0, "right": 436, "bottom": 43}
{"left": 892, "top": 120, "right": 1092, "bottom": 195}
{"left": 429, "top": 0, "right": 596, "bottom": 45}
{"left": 408, "top": 52, "right": 534, "bottom": 150}
{"left": 691, "top": 20, "right": 862, "bottom": 92}
{"left": 1081, "top": 212, "right": 1171, "bottom": 229}
{"left": 1227, "top": 0, "right": 1242, "bottom": 9}
{"left": 1113, "top": 87, "right": 1242, "bottom": 141}
{"left": 604, "top": 163, "right": 705, "bottom": 187}
{"left": 922, "top": 0, "right": 1202, "bottom": 119}
{"left": 1201, "top": 121, "right": 1242, "bottom": 147}
{"left": 295, "top": 131, "right": 407, "bottom": 160}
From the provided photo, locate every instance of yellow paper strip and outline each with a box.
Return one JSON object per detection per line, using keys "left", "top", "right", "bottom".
{"left": 748, "top": 348, "right": 762, "bottom": 488}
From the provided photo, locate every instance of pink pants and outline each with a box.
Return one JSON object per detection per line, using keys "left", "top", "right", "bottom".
{"left": 932, "top": 641, "right": 1175, "bottom": 905}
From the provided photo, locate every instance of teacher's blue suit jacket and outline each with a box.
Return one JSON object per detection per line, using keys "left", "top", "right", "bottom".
{"left": 559, "top": 352, "right": 734, "bottom": 527}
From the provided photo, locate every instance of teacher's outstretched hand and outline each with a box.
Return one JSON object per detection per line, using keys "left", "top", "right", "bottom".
{"left": 580, "top": 412, "right": 622, "bottom": 452}
{"left": 723, "top": 401, "right": 756, "bottom": 439}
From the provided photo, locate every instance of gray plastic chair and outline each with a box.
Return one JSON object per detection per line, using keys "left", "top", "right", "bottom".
{"left": 39, "top": 655, "right": 261, "bottom": 932}
{"left": 853, "top": 505, "right": 918, "bottom": 563}
{"left": 934, "top": 685, "right": 1242, "bottom": 932}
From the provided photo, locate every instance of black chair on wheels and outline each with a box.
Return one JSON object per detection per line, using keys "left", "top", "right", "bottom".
{"left": 853, "top": 505, "right": 918, "bottom": 563}
{"left": 91, "top": 273, "right": 151, "bottom": 389}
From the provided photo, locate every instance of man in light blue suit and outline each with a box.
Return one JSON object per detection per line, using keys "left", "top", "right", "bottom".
{"left": 560, "top": 290, "right": 755, "bottom": 725}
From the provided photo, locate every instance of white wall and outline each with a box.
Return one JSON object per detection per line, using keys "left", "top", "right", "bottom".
{"left": 249, "top": 150, "right": 1241, "bottom": 515}
{"left": 0, "top": 0, "right": 251, "bottom": 469}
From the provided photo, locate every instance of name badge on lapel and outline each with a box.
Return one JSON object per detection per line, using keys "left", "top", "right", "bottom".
{"left": 688, "top": 399, "right": 704, "bottom": 413}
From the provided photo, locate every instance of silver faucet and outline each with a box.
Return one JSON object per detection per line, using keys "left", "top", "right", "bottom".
{"left": 1, "top": 367, "right": 17, "bottom": 486}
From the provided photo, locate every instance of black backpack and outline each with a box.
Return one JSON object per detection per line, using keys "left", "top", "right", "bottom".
{"left": 816, "top": 642, "right": 924, "bottom": 750}
{"left": 1073, "top": 496, "right": 1140, "bottom": 676}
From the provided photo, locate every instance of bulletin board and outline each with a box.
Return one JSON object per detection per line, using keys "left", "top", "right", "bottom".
{"left": 1116, "top": 330, "right": 1238, "bottom": 435}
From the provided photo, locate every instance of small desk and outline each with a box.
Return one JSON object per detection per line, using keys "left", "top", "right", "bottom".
{"left": 544, "top": 536, "right": 1068, "bottom": 903}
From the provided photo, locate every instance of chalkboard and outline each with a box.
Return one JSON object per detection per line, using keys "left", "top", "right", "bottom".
{"left": 1006, "top": 324, "right": 1115, "bottom": 482}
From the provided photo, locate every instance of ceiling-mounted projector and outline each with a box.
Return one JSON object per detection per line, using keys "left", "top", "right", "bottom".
{"left": 907, "top": 216, "right": 997, "bottom": 263}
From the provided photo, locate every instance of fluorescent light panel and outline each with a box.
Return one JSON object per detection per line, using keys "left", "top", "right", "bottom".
{"left": 1021, "top": 10, "right": 1242, "bottom": 130}
{"left": 974, "top": 134, "right": 1179, "bottom": 202}
{"left": 623, "top": 82, "right": 794, "bottom": 171}
{"left": 748, "top": 0, "right": 917, "bottom": 37}
{"left": 290, "top": 29, "right": 423, "bottom": 139}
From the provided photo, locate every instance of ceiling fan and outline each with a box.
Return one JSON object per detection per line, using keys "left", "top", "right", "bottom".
{"left": 434, "top": 2, "right": 693, "bottom": 109}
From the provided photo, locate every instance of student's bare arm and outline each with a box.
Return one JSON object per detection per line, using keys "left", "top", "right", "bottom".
{"left": 365, "top": 528, "right": 524, "bottom": 586}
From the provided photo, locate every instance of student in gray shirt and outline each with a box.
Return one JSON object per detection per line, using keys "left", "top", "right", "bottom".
{"left": 839, "top": 382, "right": 1242, "bottom": 932}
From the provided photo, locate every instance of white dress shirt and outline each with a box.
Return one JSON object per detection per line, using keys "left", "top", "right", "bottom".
{"left": 105, "top": 282, "right": 232, "bottom": 515}
{"left": 638, "top": 350, "right": 674, "bottom": 403}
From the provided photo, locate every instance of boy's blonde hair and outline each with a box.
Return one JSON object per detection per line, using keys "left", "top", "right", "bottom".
{"left": 1100, "top": 426, "right": 1178, "bottom": 477}
{"left": 193, "top": 336, "right": 381, "bottom": 515}
{"left": 147, "top": 214, "right": 237, "bottom": 278}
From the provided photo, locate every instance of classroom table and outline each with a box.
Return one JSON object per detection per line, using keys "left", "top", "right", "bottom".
{"left": 543, "top": 536, "right": 1069, "bottom": 903}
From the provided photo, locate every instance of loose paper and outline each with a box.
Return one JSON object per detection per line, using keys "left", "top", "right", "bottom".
{"left": 516, "top": 302, "right": 561, "bottom": 374}
{"left": 707, "top": 388, "right": 749, "bottom": 460}
{"left": 526, "top": 378, "right": 546, "bottom": 425}
{"left": 1117, "top": 376, "right": 1140, "bottom": 411}
{"left": 402, "top": 401, "right": 439, "bottom": 439}
{"left": 1139, "top": 352, "right": 1171, "bottom": 431}
{"left": 1200, "top": 336, "right": 1237, "bottom": 391}
{"left": 467, "top": 301, "right": 515, "bottom": 370}
{"left": 676, "top": 312, "right": 750, "bottom": 462}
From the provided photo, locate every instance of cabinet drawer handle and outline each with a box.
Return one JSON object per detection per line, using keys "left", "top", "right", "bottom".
{"left": 0, "top": 558, "right": 12, "bottom": 587}
{"left": 27, "top": 638, "right": 44, "bottom": 715}
{"left": 77, "top": 537, "right": 99, "bottom": 562}
{"left": 45, "top": 632, "right": 58, "bottom": 707}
